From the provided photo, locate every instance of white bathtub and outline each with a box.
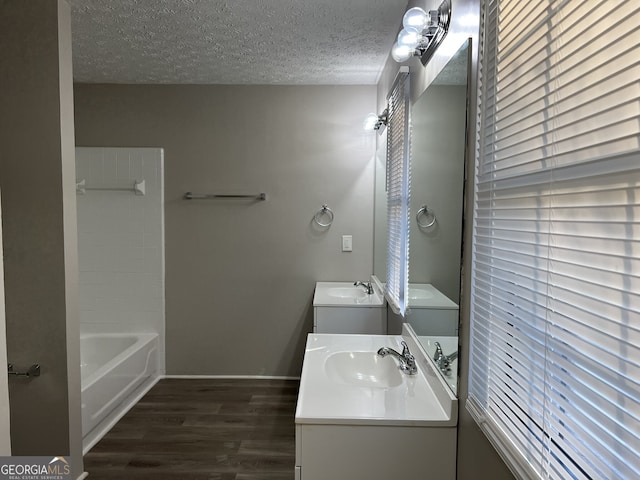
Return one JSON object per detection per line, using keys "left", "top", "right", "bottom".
{"left": 81, "top": 333, "right": 159, "bottom": 453}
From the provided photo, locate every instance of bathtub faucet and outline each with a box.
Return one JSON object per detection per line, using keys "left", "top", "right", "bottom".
{"left": 377, "top": 341, "right": 417, "bottom": 375}
{"left": 354, "top": 280, "right": 374, "bottom": 294}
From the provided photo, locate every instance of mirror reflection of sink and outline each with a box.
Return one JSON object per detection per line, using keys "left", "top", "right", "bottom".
{"left": 324, "top": 351, "right": 403, "bottom": 388}
{"left": 327, "top": 287, "right": 368, "bottom": 300}
{"left": 409, "top": 287, "right": 434, "bottom": 300}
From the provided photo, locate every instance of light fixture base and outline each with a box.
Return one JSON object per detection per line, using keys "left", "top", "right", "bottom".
{"left": 418, "top": 0, "right": 451, "bottom": 65}
{"left": 374, "top": 108, "right": 389, "bottom": 133}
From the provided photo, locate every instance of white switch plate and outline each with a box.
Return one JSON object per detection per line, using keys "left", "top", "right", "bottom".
{"left": 342, "top": 235, "right": 353, "bottom": 252}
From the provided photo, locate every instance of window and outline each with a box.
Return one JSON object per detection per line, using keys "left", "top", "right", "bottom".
{"left": 385, "top": 70, "right": 411, "bottom": 316}
{"left": 468, "top": 0, "right": 640, "bottom": 479}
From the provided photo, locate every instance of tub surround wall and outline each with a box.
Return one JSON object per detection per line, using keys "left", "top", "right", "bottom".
{"left": 74, "top": 85, "right": 376, "bottom": 377}
{"left": 0, "top": 0, "right": 83, "bottom": 475}
{"left": 375, "top": 0, "right": 515, "bottom": 478}
{"left": 76, "top": 147, "right": 165, "bottom": 373}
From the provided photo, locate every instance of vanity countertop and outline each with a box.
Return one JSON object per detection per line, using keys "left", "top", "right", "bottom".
{"left": 313, "top": 282, "right": 385, "bottom": 307}
{"left": 295, "top": 333, "right": 457, "bottom": 427}
{"left": 408, "top": 283, "right": 459, "bottom": 309}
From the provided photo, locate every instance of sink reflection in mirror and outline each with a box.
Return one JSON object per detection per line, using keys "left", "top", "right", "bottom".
{"left": 373, "top": 40, "right": 470, "bottom": 396}
{"left": 419, "top": 336, "right": 458, "bottom": 392}
{"left": 408, "top": 286, "right": 434, "bottom": 301}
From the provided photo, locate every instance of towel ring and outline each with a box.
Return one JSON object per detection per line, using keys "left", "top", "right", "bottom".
{"left": 314, "top": 204, "right": 334, "bottom": 227}
{"left": 416, "top": 205, "right": 436, "bottom": 228}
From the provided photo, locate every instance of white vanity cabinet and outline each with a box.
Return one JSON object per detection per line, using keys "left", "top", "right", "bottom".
{"left": 313, "top": 306, "right": 386, "bottom": 334}
{"left": 313, "top": 282, "right": 387, "bottom": 334}
{"left": 295, "top": 331, "right": 457, "bottom": 480}
{"left": 295, "top": 424, "right": 456, "bottom": 479}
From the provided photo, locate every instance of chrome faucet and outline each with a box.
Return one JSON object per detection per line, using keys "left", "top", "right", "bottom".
{"left": 354, "top": 280, "right": 374, "bottom": 294}
{"left": 433, "top": 341, "right": 457, "bottom": 375}
{"left": 377, "top": 341, "right": 418, "bottom": 375}
{"left": 433, "top": 342, "right": 444, "bottom": 361}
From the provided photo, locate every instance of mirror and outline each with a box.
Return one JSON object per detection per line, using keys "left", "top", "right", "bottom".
{"left": 407, "top": 41, "right": 469, "bottom": 394}
{"left": 374, "top": 40, "right": 470, "bottom": 394}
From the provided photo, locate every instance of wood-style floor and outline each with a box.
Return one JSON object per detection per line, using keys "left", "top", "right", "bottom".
{"left": 83, "top": 379, "right": 299, "bottom": 480}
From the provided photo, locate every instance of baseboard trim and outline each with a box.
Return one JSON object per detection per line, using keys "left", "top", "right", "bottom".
{"left": 162, "top": 374, "right": 300, "bottom": 380}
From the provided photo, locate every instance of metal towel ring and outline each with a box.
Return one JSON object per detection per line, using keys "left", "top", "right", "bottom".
{"left": 314, "top": 204, "right": 334, "bottom": 227}
{"left": 416, "top": 205, "right": 436, "bottom": 228}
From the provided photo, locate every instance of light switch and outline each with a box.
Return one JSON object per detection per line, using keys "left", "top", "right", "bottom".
{"left": 342, "top": 235, "right": 353, "bottom": 252}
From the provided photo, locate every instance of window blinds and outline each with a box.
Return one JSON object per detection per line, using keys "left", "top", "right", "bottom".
{"left": 385, "top": 70, "right": 411, "bottom": 315}
{"left": 468, "top": 0, "right": 640, "bottom": 479}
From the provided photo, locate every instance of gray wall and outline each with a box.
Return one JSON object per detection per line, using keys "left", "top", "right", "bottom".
{"left": 0, "top": 0, "right": 83, "bottom": 474}
{"left": 375, "top": 0, "right": 515, "bottom": 478}
{"left": 74, "top": 84, "right": 377, "bottom": 376}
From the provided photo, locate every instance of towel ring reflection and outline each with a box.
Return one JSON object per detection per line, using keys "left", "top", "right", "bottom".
{"left": 314, "top": 204, "right": 334, "bottom": 227}
{"left": 416, "top": 205, "right": 436, "bottom": 228}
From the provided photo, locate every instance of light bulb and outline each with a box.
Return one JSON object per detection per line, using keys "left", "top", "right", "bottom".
{"left": 397, "top": 29, "right": 421, "bottom": 49}
{"left": 391, "top": 43, "right": 414, "bottom": 63}
{"left": 403, "top": 7, "right": 428, "bottom": 33}
{"left": 363, "top": 113, "right": 379, "bottom": 131}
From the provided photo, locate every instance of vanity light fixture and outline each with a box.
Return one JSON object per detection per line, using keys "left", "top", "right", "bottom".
{"left": 391, "top": 0, "right": 451, "bottom": 65}
{"left": 363, "top": 109, "right": 389, "bottom": 133}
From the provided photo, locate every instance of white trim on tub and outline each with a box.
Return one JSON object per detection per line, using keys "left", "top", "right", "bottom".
{"left": 82, "top": 375, "right": 161, "bottom": 455}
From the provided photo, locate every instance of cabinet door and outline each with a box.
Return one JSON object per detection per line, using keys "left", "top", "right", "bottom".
{"left": 297, "top": 424, "right": 456, "bottom": 480}
{"left": 315, "top": 308, "right": 386, "bottom": 334}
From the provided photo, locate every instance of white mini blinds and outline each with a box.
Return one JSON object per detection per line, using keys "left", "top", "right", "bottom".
{"left": 385, "top": 70, "right": 411, "bottom": 316}
{"left": 468, "top": 0, "right": 640, "bottom": 479}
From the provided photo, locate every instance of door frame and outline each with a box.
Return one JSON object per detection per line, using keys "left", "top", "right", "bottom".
{"left": 0, "top": 191, "right": 12, "bottom": 454}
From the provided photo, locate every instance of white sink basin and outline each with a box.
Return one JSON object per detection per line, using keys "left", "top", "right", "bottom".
{"left": 324, "top": 351, "right": 403, "bottom": 388}
{"left": 327, "top": 287, "right": 368, "bottom": 300}
{"left": 313, "top": 282, "right": 385, "bottom": 307}
{"left": 295, "top": 333, "right": 458, "bottom": 426}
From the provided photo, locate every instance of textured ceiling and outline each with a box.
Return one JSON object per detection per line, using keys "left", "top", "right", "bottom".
{"left": 67, "top": 0, "right": 409, "bottom": 85}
